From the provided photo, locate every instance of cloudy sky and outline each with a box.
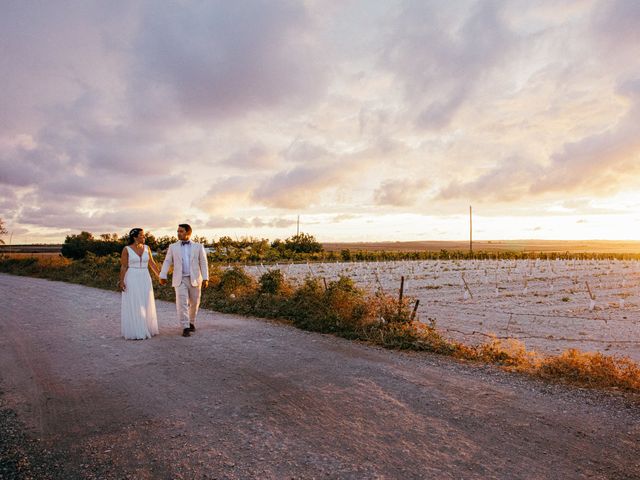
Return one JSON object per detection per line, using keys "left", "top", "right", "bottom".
{"left": 1, "top": 0, "right": 639, "bottom": 243}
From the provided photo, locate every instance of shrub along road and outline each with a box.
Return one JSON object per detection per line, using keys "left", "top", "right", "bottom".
{"left": 0, "top": 273, "right": 638, "bottom": 479}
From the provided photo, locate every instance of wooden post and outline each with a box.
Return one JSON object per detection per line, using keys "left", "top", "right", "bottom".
{"left": 398, "top": 275, "right": 405, "bottom": 317}
{"left": 375, "top": 270, "right": 386, "bottom": 295}
{"left": 410, "top": 299, "right": 420, "bottom": 321}
{"left": 297, "top": 215, "right": 300, "bottom": 236}
{"left": 586, "top": 281, "right": 596, "bottom": 311}
{"left": 461, "top": 273, "right": 473, "bottom": 299}
{"left": 585, "top": 281, "right": 595, "bottom": 300}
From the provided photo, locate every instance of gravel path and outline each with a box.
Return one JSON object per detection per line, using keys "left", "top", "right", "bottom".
{"left": 0, "top": 273, "right": 638, "bottom": 479}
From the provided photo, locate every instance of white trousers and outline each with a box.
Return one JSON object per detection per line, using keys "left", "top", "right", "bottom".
{"left": 175, "top": 276, "right": 201, "bottom": 328}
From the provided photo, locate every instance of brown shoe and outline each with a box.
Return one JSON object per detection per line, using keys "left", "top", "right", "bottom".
{"left": 182, "top": 328, "right": 191, "bottom": 337}
{"left": 189, "top": 323, "right": 196, "bottom": 332}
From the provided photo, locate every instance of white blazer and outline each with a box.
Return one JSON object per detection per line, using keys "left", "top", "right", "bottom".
{"left": 160, "top": 241, "right": 209, "bottom": 287}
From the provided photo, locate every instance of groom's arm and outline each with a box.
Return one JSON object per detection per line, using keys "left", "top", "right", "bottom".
{"left": 159, "top": 245, "right": 173, "bottom": 281}
{"left": 199, "top": 244, "right": 209, "bottom": 282}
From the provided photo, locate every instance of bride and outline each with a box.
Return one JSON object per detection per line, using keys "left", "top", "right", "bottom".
{"left": 118, "top": 228, "right": 160, "bottom": 339}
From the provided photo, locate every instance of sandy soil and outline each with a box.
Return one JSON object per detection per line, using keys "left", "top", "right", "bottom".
{"left": 0, "top": 273, "right": 639, "bottom": 479}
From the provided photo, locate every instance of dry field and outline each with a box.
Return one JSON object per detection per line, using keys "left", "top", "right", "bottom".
{"left": 323, "top": 239, "right": 640, "bottom": 254}
{"left": 0, "top": 244, "right": 62, "bottom": 254}
{"left": 0, "top": 252, "right": 62, "bottom": 258}
{"left": 245, "top": 259, "right": 640, "bottom": 361}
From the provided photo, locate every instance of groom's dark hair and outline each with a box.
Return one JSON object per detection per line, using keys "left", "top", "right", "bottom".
{"left": 178, "top": 223, "right": 192, "bottom": 234}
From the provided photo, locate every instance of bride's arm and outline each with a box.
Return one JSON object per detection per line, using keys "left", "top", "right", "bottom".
{"left": 148, "top": 246, "right": 161, "bottom": 278}
{"left": 159, "top": 245, "right": 173, "bottom": 285}
{"left": 118, "top": 247, "right": 128, "bottom": 291}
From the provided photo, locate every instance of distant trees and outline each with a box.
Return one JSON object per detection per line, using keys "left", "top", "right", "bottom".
{"left": 61, "top": 230, "right": 165, "bottom": 259}
{"left": 284, "top": 233, "right": 323, "bottom": 254}
{"left": 51, "top": 228, "right": 640, "bottom": 263}
{"left": 155, "top": 235, "right": 177, "bottom": 251}
{"left": 59, "top": 229, "right": 325, "bottom": 261}
{"left": 62, "top": 231, "right": 120, "bottom": 259}
{"left": 191, "top": 235, "right": 208, "bottom": 245}
{"left": 207, "top": 233, "right": 323, "bottom": 261}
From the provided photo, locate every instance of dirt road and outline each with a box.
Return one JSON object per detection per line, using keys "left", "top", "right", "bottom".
{"left": 0, "top": 273, "right": 638, "bottom": 479}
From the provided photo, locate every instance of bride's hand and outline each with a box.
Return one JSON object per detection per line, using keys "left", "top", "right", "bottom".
{"left": 118, "top": 280, "right": 126, "bottom": 292}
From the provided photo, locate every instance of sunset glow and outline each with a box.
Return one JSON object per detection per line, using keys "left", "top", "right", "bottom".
{"left": 1, "top": 1, "right": 640, "bottom": 243}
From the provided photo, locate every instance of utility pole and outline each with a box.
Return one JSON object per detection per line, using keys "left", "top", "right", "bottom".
{"left": 296, "top": 215, "right": 300, "bottom": 236}
{"left": 469, "top": 206, "right": 473, "bottom": 254}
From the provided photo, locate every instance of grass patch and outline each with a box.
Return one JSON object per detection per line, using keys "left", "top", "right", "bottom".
{"left": 1, "top": 255, "right": 639, "bottom": 394}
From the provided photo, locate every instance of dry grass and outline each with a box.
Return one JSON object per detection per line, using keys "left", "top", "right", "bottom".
{"left": 537, "top": 349, "right": 640, "bottom": 391}
{"left": 467, "top": 337, "right": 640, "bottom": 391}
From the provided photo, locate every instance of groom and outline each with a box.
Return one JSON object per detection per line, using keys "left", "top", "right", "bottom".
{"left": 159, "top": 224, "right": 209, "bottom": 337}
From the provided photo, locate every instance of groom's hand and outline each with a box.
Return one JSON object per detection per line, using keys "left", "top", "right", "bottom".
{"left": 159, "top": 278, "right": 167, "bottom": 286}
{"left": 202, "top": 280, "right": 209, "bottom": 289}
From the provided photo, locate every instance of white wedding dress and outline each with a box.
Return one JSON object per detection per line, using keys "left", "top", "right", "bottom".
{"left": 121, "top": 245, "right": 159, "bottom": 340}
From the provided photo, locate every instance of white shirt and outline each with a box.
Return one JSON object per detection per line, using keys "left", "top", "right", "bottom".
{"left": 180, "top": 241, "right": 192, "bottom": 277}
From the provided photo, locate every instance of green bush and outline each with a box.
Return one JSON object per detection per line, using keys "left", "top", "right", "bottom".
{"left": 283, "top": 277, "right": 328, "bottom": 331}
{"left": 218, "top": 266, "right": 255, "bottom": 297}
{"left": 258, "top": 269, "right": 288, "bottom": 295}
{"left": 322, "top": 276, "right": 371, "bottom": 332}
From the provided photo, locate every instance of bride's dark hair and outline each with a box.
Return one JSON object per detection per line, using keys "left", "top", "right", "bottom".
{"left": 128, "top": 228, "right": 143, "bottom": 245}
